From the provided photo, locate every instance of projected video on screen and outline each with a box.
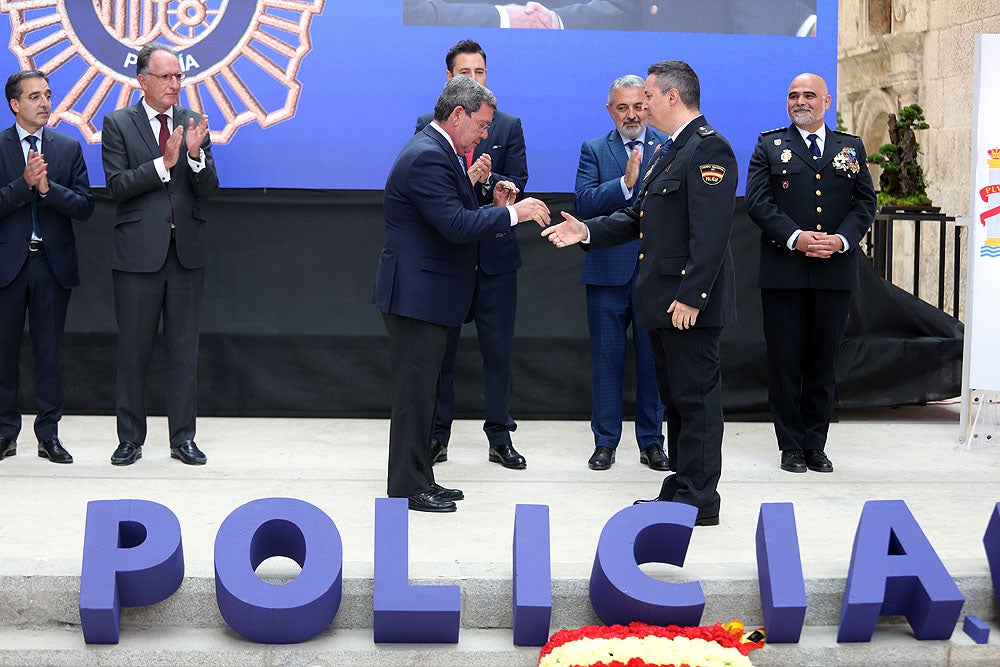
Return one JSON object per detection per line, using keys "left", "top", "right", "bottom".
{"left": 0, "top": 0, "right": 834, "bottom": 193}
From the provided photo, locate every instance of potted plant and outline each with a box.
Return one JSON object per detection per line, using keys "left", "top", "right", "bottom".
{"left": 867, "top": 104, "right": 935, "bottom": 212}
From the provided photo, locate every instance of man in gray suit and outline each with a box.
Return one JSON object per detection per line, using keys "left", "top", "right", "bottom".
{"left": 102, "top": 44, "right": 219, "bottom": 466}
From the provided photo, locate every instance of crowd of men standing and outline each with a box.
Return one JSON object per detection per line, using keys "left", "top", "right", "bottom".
{"left": 0, "top": 39, "right": 877, "bottom": 530}
{"left": 376, "top": 39, "right": 876, "bottom": 523}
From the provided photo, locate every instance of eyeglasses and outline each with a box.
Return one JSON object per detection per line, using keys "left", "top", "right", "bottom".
{"left": 144, "top": 72, "right": 186, "bottom": 83}
{"left": 474, "top": 119, "right": 492, "bottom": 132}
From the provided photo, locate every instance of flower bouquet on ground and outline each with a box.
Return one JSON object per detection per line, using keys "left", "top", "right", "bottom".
{"left": 538, "top": 620, "right": 764, "bottom": 667}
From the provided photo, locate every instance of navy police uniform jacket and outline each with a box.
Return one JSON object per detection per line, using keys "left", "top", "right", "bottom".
{"left": 744, "top": 125, "right": 877, "bottom": 291}
{"left": 584, "top": 115, "right": 737, "bottom": 329}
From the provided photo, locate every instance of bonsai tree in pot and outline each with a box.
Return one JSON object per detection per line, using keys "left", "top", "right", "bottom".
{"left": 867, "top": 104, "right": 932, "bottom": 208}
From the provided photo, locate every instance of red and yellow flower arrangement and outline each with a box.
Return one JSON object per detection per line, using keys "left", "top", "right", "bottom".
{"left": 538, "top": 621, "right": 764, "bottom": 667}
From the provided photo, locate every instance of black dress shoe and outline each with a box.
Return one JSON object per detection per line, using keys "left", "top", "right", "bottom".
{"left": 171, "top": 440, "right": 207, "bottom": 465}
{"left": 0, "top": 436, "right": 15, "bottom": 460}
{"left": 780, "top": 449, "right": 807, "bottom": 473}
{"left": 111, "top": 441, "right": 142, "bottom": 466}
{"left": 489, "top": 443, "right": 526, "bottom": 469}
{"left": 37, "top": 436, "right": 73, "bottom": 464}
{"left": 429, "top": 483, "right": 464, "bottom": 501}
{"left": 695, "top": 514, "right": 720, "bottom": 527}
{"left": 407, "top": 491, "right": 457, "bottom": 513}
{"left": 429, "top": 437, "right": 448, "bottom": 464}
{"left": 588, "top": 446, "right": 615, "bottom": 470}
{"left": 640, "top": 444, "right": 670, "bottom": 471}
{"left": 803, "top": 449, "right": 834, "bottom": 473}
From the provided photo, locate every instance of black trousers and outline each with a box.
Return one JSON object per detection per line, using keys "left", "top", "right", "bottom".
{"left": 382, "top": 311, "right": 446, "bottom": 497}
{"left": 0, "top": 250, "right": 70, "bottom": 441}
{"left": 647, "top": 325, "right": 723, "bottom": 519}
{"left": 113, "top": 240, "right": 204, "bottom": 447}
{"left": 761, "top": 288, "right": 852, "bottom": 451}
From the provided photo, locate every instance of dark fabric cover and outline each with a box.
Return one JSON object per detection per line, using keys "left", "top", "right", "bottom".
{"left": 16, "top": 189, "right": 961, "bottom": 419}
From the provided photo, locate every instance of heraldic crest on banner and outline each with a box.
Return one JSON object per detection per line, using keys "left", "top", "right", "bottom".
{"left": 979, "top": 148, "right": 1000, "bottom": 257}
{"left": 0, "top": 0, "right": 325, "bottom": 143}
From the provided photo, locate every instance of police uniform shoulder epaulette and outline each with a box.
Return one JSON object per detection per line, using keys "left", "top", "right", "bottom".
{"left": 830, "top": 129, "right": 861, "bottom": 139}
{"left": 760, "top": 127, "right": 785, "bottom": 135}
{"left": 696, "top": 125, "right": 716, "bottom": 137}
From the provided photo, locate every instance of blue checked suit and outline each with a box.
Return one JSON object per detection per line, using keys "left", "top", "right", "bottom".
{"left": 575, "top": 128, "right": 666, "bottom": 450}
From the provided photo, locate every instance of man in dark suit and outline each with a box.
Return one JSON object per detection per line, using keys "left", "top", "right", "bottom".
{"left": 544, "top": 60, "right": 736, "bottom": 526}
{"left": 374, "top": 76, "right": 549, "bottom": 512}
{"left": 102, "top": 44, "right": 219, "bottom": 467}
{"left": 745, "top": 73, "right": 876, "bottom": 474}
{"left": 414, "top": 40, "right": 530, "bottom": 470}
{"left": 0, "top": 70, "right": 93, "bottom": 464}
{"left": 574, "top": 74, "right": 666, "bottom": 472}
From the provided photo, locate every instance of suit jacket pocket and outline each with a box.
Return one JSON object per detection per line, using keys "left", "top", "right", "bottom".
{"left": 658, "top": 256, "right": 689, "bottom": 276}
{"left": 420, "top": 257, "right": 460, "bottom": 276}
{"left": 770, "top": 164, "right": 802, "bottom": 176}
{"left": 115, "top": 209, "right": 143, "bottom": 226}
{"left": 647, "top": 179, "right": 681, "bottom": 197}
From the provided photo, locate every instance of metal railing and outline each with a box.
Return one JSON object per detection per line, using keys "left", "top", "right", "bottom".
{"left": 864, "top": 206, "right": 965, "bottom": 319}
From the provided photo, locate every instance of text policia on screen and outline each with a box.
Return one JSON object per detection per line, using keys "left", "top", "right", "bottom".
{"left": 78, "top": 497, "right": 991, "bottom": 646}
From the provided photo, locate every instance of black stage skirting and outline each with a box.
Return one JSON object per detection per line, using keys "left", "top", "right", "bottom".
{"left": 17, "top": 189, "right": 963, "bottom": 419}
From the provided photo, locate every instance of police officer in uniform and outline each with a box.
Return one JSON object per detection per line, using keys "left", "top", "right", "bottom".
{"left": 745, "top": 72, "right": 876, "bottom": 474}
{"left": 544, "top": 60, "right": 737, "bottom": 526}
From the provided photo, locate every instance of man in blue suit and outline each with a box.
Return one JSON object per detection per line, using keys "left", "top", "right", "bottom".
{"left": 575, "top": 74, "right": 666, "bottom": 471}
{"left": 415, "top": 40, "right": 530, "bottom": 470}
{"left": 375, "top": 76, "right": 549, "bottom": 512}
{"left": 0, "top": 70, "right": 94, "bottom": 464}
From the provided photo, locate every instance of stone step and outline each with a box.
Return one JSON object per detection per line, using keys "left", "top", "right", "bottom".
{"left": 0, "top": 623, "right": 998, "bottom": 666}
{"left": 4, "top": 572, "right": 997, "bottom": 632}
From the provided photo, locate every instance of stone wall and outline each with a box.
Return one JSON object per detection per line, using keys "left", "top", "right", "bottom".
{"left": 837, "top": 0, "right": 1000, "bottom": 318}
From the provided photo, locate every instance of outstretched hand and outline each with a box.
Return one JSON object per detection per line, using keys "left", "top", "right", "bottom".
{"left": 541, "top": 211, "right": 589, "bottom": 247}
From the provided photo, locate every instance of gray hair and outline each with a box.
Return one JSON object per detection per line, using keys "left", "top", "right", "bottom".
{"left": 607, "top": 74, "right": 645, "bottom": 105}
{"left": 433, "top": 76, "right": 497, "bottom": 122}
{"left": 647, "top": 60, "right": 700, "bottom": 111}
{"left": 136, "top": 44, "right": 176, "bottom": 77}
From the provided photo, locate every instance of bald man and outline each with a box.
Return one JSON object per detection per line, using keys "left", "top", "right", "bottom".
{"left": 744, "top": 73, "right": 876, "bottom": 474}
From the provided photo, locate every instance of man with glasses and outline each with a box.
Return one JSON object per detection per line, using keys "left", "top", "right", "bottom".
{"left": 414, "top": 40, "right": 530, "bottom": 470}
{"left": 101, "top": 44, "right": 218, "bottom": 467}
{"left": 375, "top": 76, "right": 549, "bottom": 511}
{"left": 0, "top": 70, "right": 93, "bottom": 465}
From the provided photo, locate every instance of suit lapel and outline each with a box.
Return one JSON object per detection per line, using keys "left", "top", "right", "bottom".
{"left": 423, "top": 124, "right": 475, "bottom": 203}
{"left": 815, "top": 125, "right": 838, "bottom": 171}
{"left": 2, "top": 126, "right": 24, "bottom": 175}
{"left": 607, "top": 131, "right": 629, "bottom": 176}
{"left": 644, "top": 116, "right": 701, "bottom": 185}
{"left": 128, "top": 101, "right": 161, "bottom": 157}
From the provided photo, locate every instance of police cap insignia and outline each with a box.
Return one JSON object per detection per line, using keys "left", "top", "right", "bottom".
{"left": 699, "top": 164, "right": 726, "bottom": 185}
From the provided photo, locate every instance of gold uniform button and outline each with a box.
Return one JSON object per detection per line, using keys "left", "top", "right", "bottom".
{"left": 816, "top": 225, "right": 823, "bottom": 230}
{"left": 815, "top": 189, "right": 822, "bottom": 196}
{"left": 638, "top": 253, "right": 644, "bottom": 260}
{"left": 661, "top": 188, "right": 667, "bottom": 193}
{"left": 640, "top": 210, "right": 644, "bottom": 218}
{"left": 639, "top": 232, "right": 644, "bottom": 239}
{"left": 816, "top": 206, "right": 822, "bottom": 213}
{"left": 815, "top": 173, "right": 821, "bottom": 180}
{"left": 701, "top": 292, "right": 708, "bottom": 299}
{"left": 680, "top": 269, "right": 686, "bottom": 275}
{"left": 781, "top": 169, "right": 787, "bottom": 174}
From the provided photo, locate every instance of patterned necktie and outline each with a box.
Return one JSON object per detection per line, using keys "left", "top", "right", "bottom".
{"left": 156, "top": 113, "right": 170, "bottom": 155}
{"left": 807, "top": 133, "right": 821, "bottom": 159}
{"left": 24, "top": 135, "right": 40, "bottom": 238}
{"left": 626, "top": 140, "right": 641, "bottom": 157}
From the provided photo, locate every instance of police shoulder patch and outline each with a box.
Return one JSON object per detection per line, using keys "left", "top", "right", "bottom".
{"left": 760, "top": 127, "right": 786, "bottom": 135}
{"left": 699, "top": 163, "right": 726, "bottom": 185}
{"left": 831, "top": 129, "right": 861, "bottom": 139}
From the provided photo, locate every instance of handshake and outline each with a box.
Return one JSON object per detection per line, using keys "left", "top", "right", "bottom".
{"left": 501, "top": 2, "right": 560, "bottom": 29}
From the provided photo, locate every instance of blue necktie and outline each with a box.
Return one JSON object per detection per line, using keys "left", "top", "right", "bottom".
{"left": 24, "top": 135, "right": 40, "bottom": 238}
{"left": 625, "top": 140, "right": 641, "bottom": 157}
{"left": 654, "top": 138, "right": 673, "bottom": 160}
{"left": 807, "top": 133, "right": 821, "bottom": 159}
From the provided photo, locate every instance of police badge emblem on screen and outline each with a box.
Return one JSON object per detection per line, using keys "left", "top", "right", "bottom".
{"left": 0, "top": 0, "right": 324, "bottom": 144}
